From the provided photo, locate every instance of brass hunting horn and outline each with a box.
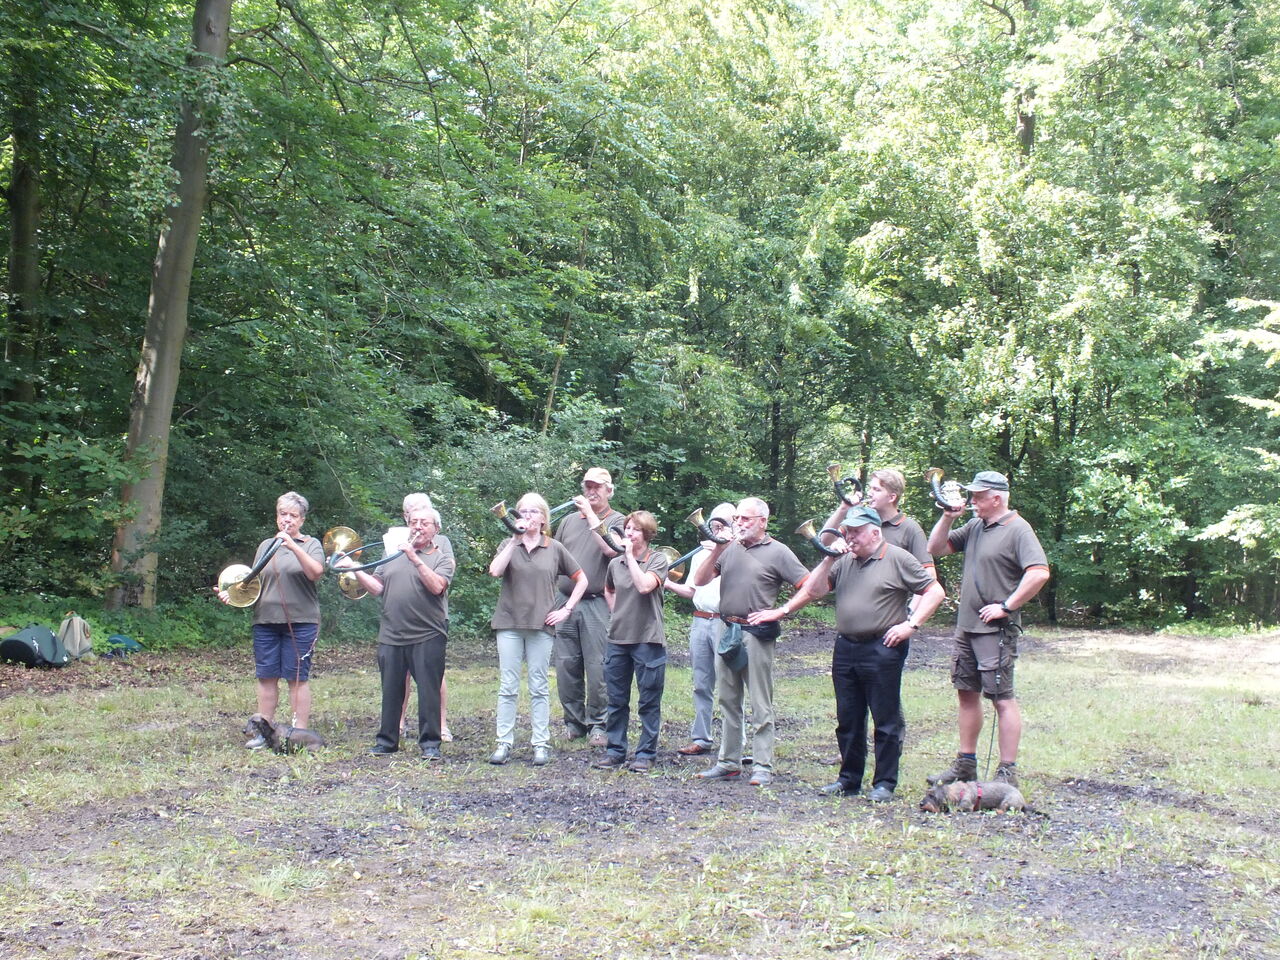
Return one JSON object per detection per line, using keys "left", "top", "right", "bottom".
{"left": 322, "top": 526, "right": 409, "bottom": 600}
{"left": 924, "top": 468, "right": 968, "bottom": 511}
{"left": 216, "top": 537, "right": 286, "bottom": 608}
{"left": 826, "top": 463, "right": 863, "bottom": 506}
{"left": 794, "top": 518, "right": 845, "bottom": 558}
{"left": 685, "top": 507, "right": 732, "bottom": 545}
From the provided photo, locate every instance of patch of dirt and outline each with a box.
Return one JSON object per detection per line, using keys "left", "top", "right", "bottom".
{"left": 3, "top": 625, "right": 1278, "bottom": 960}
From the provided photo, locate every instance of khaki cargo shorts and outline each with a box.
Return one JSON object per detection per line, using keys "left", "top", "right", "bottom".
{"left": 952, "top": 629, "right": 1018, "bottom": 700}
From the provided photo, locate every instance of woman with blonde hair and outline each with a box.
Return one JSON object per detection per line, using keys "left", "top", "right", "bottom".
{"left": 487, "top": 493, "right": 588, "bottom": 765}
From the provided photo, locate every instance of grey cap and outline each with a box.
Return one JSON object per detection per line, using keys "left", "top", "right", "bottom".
{"left": 839, "top": 506, "right": 882, "bottom": 529}
{"left": 963, "top": 470, "right": 1010, "bottom": 492}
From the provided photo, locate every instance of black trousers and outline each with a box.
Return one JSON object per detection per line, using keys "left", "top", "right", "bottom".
{"left": 376, "top": 631, "right": 446, "bottom": 749}
{"left": 832, "top": 632, "right": 908, "bottom": 791}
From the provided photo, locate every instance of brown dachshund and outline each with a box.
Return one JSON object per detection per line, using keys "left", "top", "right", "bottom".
{"left": 919, "top": 780, "right": 1027, "bottom": 813}
{"left": 245, "top": 714, "right": 326, "bottom": 754}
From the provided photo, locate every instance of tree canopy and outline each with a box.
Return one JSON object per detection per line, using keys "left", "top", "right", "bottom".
{"left": 4, "top": 0, "right": 1280, "bottom": 631}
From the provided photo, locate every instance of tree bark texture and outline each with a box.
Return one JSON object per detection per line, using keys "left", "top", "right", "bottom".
{"left": 109, "top": 0, "right": 233, "bottom": 608}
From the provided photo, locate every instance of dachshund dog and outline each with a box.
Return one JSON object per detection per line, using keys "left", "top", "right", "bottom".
{"left": 244, "top": 714, "right": 326, "bottom": 754}
{"left": 919, "top": 780, "right": 1027, "bottom": 813}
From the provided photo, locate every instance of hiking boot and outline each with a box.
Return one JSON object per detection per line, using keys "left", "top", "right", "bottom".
{"left": 927, "top": 753, "right": 977, "bottom": 785}
{"left": 994, "top": 762, "right": 1019, "bottom": 787}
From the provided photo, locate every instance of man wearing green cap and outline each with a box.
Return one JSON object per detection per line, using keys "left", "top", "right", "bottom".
{"left": 926, "top": 470, "right": 1049, "bottom": 787}
{"left": 752, "top": 506, "right": 945, "bottom": 802}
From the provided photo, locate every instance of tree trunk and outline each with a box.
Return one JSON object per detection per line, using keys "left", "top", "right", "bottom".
{"left": 108, "top": 0, "right": 233, "bottom": 609}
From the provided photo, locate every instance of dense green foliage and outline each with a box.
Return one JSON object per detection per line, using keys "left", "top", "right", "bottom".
{"left": 4, "top": 0, "right": 1280, "bottom": 636}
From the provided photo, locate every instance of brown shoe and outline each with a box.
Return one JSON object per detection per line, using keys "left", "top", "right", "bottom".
{"left": 588, "top": 730, "right": 608, "bottom": 748}
{"left": 628, "top": 757, "right": 653, "bottom": 773}
{"left": 927, "top": 753, "right": 977, "bottom": 785}
{"left": 677, "top": 742, "right": 710, "bottom": 756}
{"left": 994, "top": 762, "right": 1019, "bottom": 787}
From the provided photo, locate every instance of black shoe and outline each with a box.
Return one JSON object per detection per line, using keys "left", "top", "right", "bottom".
{"left": 420, "top": 746, "right": 442, "bottom": 761}
{"left": 370, "top": 744, "right": 397, "bottom": 755}
{"left": 867, "top": 785, "right": 895, "bottom": 803}
{"left": 591, "top": 754, "right": 626, "bottom": 769}
{"left": 818, "top": 781, "right": 859, "bottom": 797}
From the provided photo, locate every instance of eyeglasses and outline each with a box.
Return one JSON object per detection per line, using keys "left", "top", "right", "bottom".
{"left": 516, "top": 508, "right": 544, "bottom": 516}
{"left": 733, "top": 514, "right": 765, "bottom": 522}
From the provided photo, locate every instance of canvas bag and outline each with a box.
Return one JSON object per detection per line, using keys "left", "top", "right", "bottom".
{"left": 58, "top": 612, "right": 93, "bottom": 659}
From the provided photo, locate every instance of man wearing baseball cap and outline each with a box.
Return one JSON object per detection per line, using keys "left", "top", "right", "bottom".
{"left": 751, "top": 506, "right": 944, "bottom": 802}
{"left": 664, "top": 502, "right": 737, "bottom": 756}
{"left": 926, "top": 470, "right": 1050, "bottom": 787}
{"left": 817, "top": 468, "right": 933, "bottom": 572}
{"left": 552, "top": 467, "right": 626, "bottom": 745}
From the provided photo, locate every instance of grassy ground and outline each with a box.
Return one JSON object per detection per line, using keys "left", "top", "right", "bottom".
{"left": 1, "top": 623, "right": 1278, "bottom": 959}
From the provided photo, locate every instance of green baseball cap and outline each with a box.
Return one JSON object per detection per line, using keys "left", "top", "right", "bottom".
{"left": 839, "top": 506, "right": 882, "bottom": 529}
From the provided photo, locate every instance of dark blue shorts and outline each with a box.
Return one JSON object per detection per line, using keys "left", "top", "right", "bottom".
{"left": 253, "top": 623, "right": 319, "bottom": 682}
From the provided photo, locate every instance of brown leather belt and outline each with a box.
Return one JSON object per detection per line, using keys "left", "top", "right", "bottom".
{"left": 692, "top": 610, "right": 718, "bottom": 619}
{"left": 722, "top": 615, "right": 751, "bottom": 624}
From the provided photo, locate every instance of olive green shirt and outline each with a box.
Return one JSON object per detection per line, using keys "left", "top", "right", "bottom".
{"left": 252, "top": 535, "right": 325, "bottom": 625}
{"left": 881, "top": 511, "right": 933, "bottom": 569}
{"left": 606, "top": 549, "right": 670, "bottom": 646}
{"left": 828, "top": 541, "right": 933, "bottom": 636}
{"left": 492, "top": 536, "right": 583, "bottom": 631}
{"left": 715, "top": 537, "right": 809, "bottom": 619}
{"left": 374, "top": 546, "right": 455, "bottom": 645}
{"left": 947, "top": 511, "right": 1048, "bottom": 633}
{"left": 555, "top": 508, "right": 625, "bottom": 596}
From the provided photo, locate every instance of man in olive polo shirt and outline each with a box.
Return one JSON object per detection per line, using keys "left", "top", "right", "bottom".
{"left": 754, "top": 506, "right": 944, "bottom": 802}
{"left": 692, "top": 496, "right": 809, "bottom": 787}
{"left": 818, "top": 468, "right": 933, "bottom": 570}
{"left": 553, "top": 467, "right": 626, "bottom": 745}
{"left": 926, "top": 470, "right": 1050, "bottom": 787}
{"left": 594, "top": 510, "right": 671, "bottom": 772}
{"left": 338, "top": 502, "right": 456, "bottom": 760}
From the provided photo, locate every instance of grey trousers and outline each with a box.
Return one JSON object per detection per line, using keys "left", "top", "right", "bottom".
{"left": 715, "top": 629, "right": 777, "bottom": 771}
{"left": 553, "top": 593, "right": 610, "bottom": 735}
{"left": 688, "top": 615, "right": 723, "bottom": 746}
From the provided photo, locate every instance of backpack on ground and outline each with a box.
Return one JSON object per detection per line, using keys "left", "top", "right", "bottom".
{"left": 58, "top": 612, "right": 93, "bottom": 659}
{"left": 103, "top": 634, "right": 143, "bottom": 657}
{"left": 0, "top": 624, "right": 71, "bottom": 668}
